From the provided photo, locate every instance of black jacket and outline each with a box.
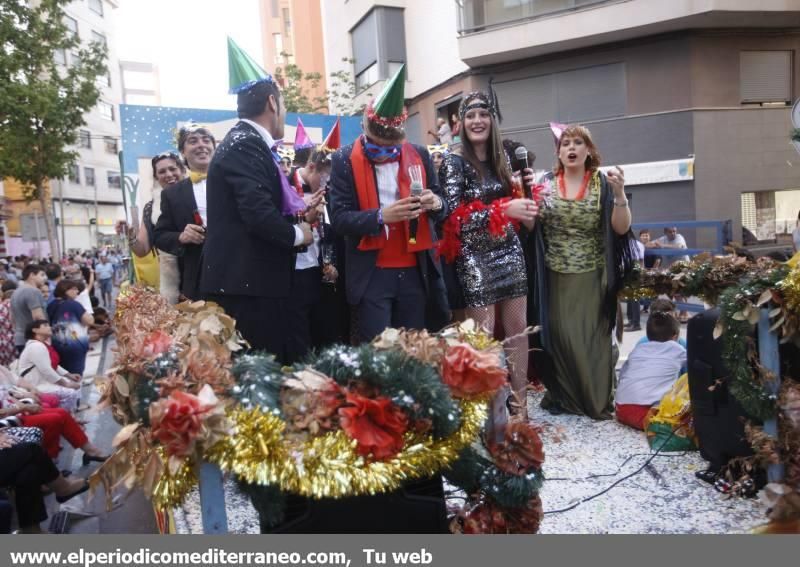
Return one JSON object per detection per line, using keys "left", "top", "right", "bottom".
{"left": 200, "top": 121, "right": 297, "bottom": 298}
{"left": 153, "top": 178, "right": 203, "bottom": 300}
{"left": 329, "top": 143, "right": 450, "bottom": 328}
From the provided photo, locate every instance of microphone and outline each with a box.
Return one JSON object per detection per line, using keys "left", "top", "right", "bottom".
{"left": 513, "top": 146, "right": 531, "bottom": 199}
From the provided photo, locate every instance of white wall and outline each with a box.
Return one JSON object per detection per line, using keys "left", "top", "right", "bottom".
{"left": 321, "top": 0, "right": 467, "bottom": 112}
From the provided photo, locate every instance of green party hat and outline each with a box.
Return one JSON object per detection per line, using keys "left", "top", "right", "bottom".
{"left": 368, "top": 64, "right": 407, "bottom": 126}
{"left": 228, "top": 36, "right": 273, "bottom": 94}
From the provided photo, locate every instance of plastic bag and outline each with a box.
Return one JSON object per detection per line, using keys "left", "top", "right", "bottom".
{"left": 644, "top": 374, "right": 698, "bottom": 452}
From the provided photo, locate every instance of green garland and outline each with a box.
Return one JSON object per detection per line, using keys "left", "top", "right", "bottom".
{"left": 717, "top": 265, "right": 789, "bottom": 420}
{"left": 445, "top": 445, "right": 543, "bottom": 509}
{"left": 313, "top": 344, "right": 462, "bottom": 438}
{"left": 792, "top": 127, "right": 800, "bottom": 143}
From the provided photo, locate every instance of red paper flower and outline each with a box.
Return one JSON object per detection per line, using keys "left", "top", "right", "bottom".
{"left": 442, "top": 344, "right": 508, "bottom": 398}
{"left": 488, "top": 421, "right": 545, "bottom": 475}
{"left": 139, "top": 330, "right": 172, "bottom": 358}
{"left": 150, "top": 389, "right": 212, "bottom": 457}
{"left": 338, "top": 392, "right": 409, "bottom": 460}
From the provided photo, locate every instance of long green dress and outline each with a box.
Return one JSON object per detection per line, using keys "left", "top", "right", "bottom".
{"left": 539, "top": 171, "right": 614, "bottom": 419}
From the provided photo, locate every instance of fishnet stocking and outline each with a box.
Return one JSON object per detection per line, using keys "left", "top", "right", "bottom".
{"left": 466, "top": 296, "right": 529, "bottom": 419}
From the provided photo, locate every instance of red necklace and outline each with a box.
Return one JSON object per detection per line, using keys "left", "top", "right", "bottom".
{"left": 557, "top": 170, "right": 591, "bottom": 201}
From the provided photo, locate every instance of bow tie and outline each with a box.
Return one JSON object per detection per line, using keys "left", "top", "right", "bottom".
{"left": 189, "top": 171, "right": 207, "bottom": 184}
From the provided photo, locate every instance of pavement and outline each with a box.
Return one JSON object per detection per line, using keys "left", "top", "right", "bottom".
{"left": 44, "top": 289, "right": 159, "bottom": 534}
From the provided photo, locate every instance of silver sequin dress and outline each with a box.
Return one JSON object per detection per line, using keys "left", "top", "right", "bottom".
{"left": 440, "top": 153, "right": 527, "bottom": 308}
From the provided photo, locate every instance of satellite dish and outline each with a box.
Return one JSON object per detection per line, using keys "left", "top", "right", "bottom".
{"left": 792, "top": 98, "right": 800, "bottom": 128}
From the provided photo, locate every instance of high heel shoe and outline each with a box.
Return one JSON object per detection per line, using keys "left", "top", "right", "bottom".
{"left": 55, "top": 480, "right": 90, "bottom": 503}
{"left": 82, "top": 453, "right": 109, "bottom": 466}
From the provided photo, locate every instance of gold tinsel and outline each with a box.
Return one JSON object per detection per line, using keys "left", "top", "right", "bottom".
{"left": 207, "top": 399, "right": 488, "bottom": 499}
{"left": 150, "top": 448, "right": 197, "bottom": 511}
{"left": 780, "top": 265, "right": 800, "bottom": 316}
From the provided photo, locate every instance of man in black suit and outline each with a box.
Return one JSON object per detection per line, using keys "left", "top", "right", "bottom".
{"left": 201, "top": 78, "right": 312, "bottom": 359}
{"left": 329, "top": 65, "right": 449, "bottom": 343}
{"left": 153, "top": 125, "right": 216, "bottom": 300}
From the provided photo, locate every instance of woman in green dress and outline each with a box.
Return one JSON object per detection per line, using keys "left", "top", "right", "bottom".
{"left": 531, "top": 125, "right": 634, "bottom": 419}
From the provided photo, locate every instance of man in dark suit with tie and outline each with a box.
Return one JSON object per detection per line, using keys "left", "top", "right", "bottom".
{"left": 153, "top": 125, "right": 216, "bottom": 300}
{"left": 201, "top": 55, "right": 312, "bottom": 359}
{"left": 329, "top": 65, "right": 449, "bottom": 343}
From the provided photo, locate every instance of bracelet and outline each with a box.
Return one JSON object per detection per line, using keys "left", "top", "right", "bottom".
{"left": 432, "top": 196, "right": 443, "bottom": 212}
{"left": 614, "top": 199, "right": 629, "bottom": 207}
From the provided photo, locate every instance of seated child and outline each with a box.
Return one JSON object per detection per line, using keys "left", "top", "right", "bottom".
{"left": 616, "top": 311, "right": 687, "bottom": 430}
{"left": 636, "top": 298, "right": 687, "bottom": 348}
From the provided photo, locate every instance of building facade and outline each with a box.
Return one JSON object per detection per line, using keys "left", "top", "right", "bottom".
{"left": 3, "top": 0, "right": 124, "bottom": 257}
{"left": 261, "top": 0, "right": 329, "bottom": 106}
{"left": 321, "top": 0, "right": 800, "bottom": 246}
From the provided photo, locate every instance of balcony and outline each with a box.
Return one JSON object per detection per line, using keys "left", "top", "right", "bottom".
{"left": 457, "top": 0, "right": 612, "bottom": 35}
{"left": 456, "top": 0, "right": 799, "bottom": 67}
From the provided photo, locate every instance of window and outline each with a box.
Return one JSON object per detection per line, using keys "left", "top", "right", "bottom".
{"left": 71, "top": 51, "right": 81, "bottom": 67}
{"left": 96, "top": 71, "right": 110, "bottom": 88}
{"left": 89, "top": 0, "right": 104, "bottom": 16}
{"left": 107, "top": 171, "right": 121, "bottom": 189}
{"left": 350, "top": 7, "right": 406, "bottom": 92}
{"left": 91, "top": 31, "right": 107, "bottom": 48}
{"left": 282, "top": 7, "right": 291, "bottom": 35}
{"left": 273, "top": 33, "right": 284, "bottom": 64}
{"left": 104, "top": 136, "right": 118, "bottom": 154}
{"left": 85, "top": 167, "right": 96, "bottom": 187}
{"left": 64, "top": 15, "right": 77, "bottom": 36}
{"left": 54, "top": 49, "right": 66, "bottom": 66}
{"left": 67, "top": 164, "right": 80, "bottom": 184}
{"left": 78, "top": 130, "right": 91, "bottom": 149}
{"left": 740, "top": 51, "right": 792, "bottom": 105}
{"left": 741, "top": 189, "right": 800, "bottom": 243}
{"left": 98, "top": 101, "right": 114, "bottom": 121}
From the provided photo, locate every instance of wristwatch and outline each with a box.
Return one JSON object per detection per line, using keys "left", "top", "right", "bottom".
{"left": 431, "top": 196, "right": 443, "bottom": 212}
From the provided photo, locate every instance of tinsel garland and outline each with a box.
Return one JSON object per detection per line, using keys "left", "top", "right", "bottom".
{"left": 208, "top": 400, "right": 487, "bottom": 499}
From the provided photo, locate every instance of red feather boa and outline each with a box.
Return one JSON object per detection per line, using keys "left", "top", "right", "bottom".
{"left": 437, "top": 198, "right": 518, "bottom": 263}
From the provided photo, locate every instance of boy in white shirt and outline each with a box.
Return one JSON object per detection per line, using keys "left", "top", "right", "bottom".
{"left": 616, "top": 311, "right": 686, "bottom": 430}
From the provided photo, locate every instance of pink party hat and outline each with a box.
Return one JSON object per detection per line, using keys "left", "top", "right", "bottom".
{"left": 293, "top": 118, "right": 315, "bottom": 149}
{"left": 549, "top": 122, "right": 567, "bottom": 149}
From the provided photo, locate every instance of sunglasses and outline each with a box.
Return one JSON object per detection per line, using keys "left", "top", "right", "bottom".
{"left": 152, "top": 152, "right": 182, "bottom": 166}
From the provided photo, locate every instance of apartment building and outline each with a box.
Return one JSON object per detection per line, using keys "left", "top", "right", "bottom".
{"left": 261, "top": 0, "right": 329, "bottom": 105}
{"left": 4, "top": 0, "right": 124, "bottom": 256}
{"left": 321, "top": 0, "right": 800, "bottom": 243}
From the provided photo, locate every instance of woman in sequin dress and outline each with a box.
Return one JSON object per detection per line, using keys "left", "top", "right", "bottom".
{"left": 531, "top": 125, "right": 633, "bottom": 419}
{"left": 439, "top": 92, "right": 538, "bottom": 418}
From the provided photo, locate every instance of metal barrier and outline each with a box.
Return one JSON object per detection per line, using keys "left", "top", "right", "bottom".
{"left": 632, "top": 220, "right": 732, "bottom": 312}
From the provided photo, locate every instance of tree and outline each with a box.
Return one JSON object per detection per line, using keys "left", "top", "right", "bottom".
{"left": 274, "top": 53, "right": 328, "bottom": 114}
{"left": 326, "top": 58, "right": 371, "bottom": 116}
{"left": 0, "top": 0, "right": 107, "bottom": 258}
{"left": 274, "top": 55, "right": 371, "bottom": 116}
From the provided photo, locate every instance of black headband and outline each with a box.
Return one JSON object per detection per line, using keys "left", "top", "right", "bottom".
{"left": 459, "top": 92, "right": 497, "bottom": 120}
